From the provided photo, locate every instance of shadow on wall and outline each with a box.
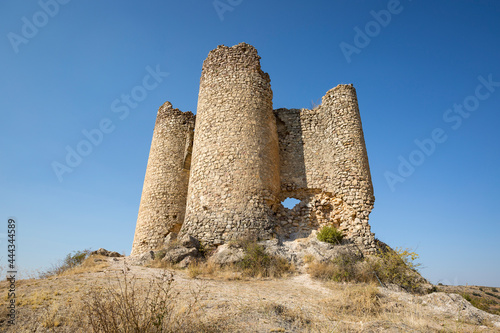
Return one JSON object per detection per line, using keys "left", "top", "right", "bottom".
{"left": 274, "top": 108, "right": 307, "bottom": 191}
{"left": 273, "top": 108, "right": 355, "bottom": 242}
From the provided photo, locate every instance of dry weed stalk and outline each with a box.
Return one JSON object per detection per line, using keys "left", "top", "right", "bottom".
{"left": 79, "top": 265, "right": 213, "bottom": 332}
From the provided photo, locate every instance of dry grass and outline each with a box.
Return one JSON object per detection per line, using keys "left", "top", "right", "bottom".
{"left": 40, "top": 304, "right": 63, "bottom": 328}
{"left": 187, "top": 260, "right": 245, "bottom": 280}
{"left": 319, "top": 282, "right": 497, "bottom": 332}
{"left": 60, "top": 255, "right": 109, "bottom": 276}
{"left": 1, "top": 255, "right": 499, "bottom": 332}
{"left": 232, "top": 240, "right": 295, "bottom": 278}
{"left": 185, "top": 239, "right": 295, "bottom": 280}
{"left": 187, "top": 260, "right": 217, "bottom": 278}
{"left": 186, "top": 257, "right": 294, "bottom": 280}
{"left": 307, "top": 257, "right": 371, "bottom": 283}
{"left": 239, "top": 252, "right": 294, "bottom": 278}
{"left": 324, "top": 283, "right": 382, "bottom": 321}
{"left": 146, "top": 257, "right": 175, "bottom": 269}
{"left": 303, "top": 254, "right": 315, "bottom": 263}
{"left": 17, "top": 289, "right": 58, "bottom": 309}
{"left": 39, "top": 249, "right": 93, "bottom": 278}
{"left": 308, "top": 260, "right": 340, "bottom": 280}
{"left": 78, "top": 268, "right": 221, "bottom": 332}
{"left": 438, "top": 284, "right": 500, "bottom": 316}
{"left": 261, "top": 302, "right": 312, "bottom": 328}
{"left": 307, "top": 247, "right": 429, "bottom": 294}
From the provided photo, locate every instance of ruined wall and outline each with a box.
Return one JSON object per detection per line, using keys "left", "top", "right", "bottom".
{"left": 131, "top": 102, "right": 195, "bottom": 255}
{"left": 324, "top": 85, "right": 375, "bottom": 250}
{"left": 274, "top": 85, "right": 375, "bottom": 251}
{"left": 180, "top": 43, "right": 280, "bottom": 245}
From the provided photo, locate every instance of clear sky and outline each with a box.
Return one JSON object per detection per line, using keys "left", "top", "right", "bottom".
{"left": 1, "top": 0, "right": 499, "bottom": 287}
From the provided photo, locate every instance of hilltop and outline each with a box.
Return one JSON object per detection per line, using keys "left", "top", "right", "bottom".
{"left": 2, "top": 248, "right": 500, "bottom": 332}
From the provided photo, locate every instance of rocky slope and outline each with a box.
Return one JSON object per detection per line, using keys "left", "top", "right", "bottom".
{"left": 1, "top": 253, "right": 500, "bottom": 332}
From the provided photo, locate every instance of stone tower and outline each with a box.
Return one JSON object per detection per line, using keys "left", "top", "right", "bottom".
{"left": 323, "top": 85, "right": 374, "bottom": 248}
{"left": 180, "top": 43, "right": 281, "bottom": 245}
{"left": 131, "top": 102, "right": 195, "bottom": 256}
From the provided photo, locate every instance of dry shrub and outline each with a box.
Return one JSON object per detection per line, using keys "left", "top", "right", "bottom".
{"left": 371, "top": 247, "right": 424, "bottom": 294}
{"left": 307, "top": 245, "right": 426, "bottom": 294}
{"left": 307, "top": 250, "right": 360, "bottom": 282}
{"left": 188, "top": 238, "right": 294, "bottom": 279}
{"left": 61, "top": 255, "right": 109, "bottom": 276}
{"left": 39, "top": 249, "right": 92, "bottom": 278}
{"left": 80, "top": 268, "right": 221, "bottom": 333}
{"left": 237, "top": 241, "right": 294, "bottom": 278}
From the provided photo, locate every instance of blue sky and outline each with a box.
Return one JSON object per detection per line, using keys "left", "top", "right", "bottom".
{"left": 1, "top": 0, "right": 499, "bottom": 287}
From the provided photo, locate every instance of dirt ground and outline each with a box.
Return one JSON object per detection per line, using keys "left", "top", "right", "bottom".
{"left": 1, "top": 256, "right": 500, "bottom": 332}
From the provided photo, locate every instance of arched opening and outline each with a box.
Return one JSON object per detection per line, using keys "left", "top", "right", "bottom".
{"left": 281, "top": 197, "right": 301, "bottom": 209}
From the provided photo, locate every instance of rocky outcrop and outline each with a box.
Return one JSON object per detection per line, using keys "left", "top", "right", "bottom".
{"left": 90, "top": 248, "right": 123, "bottom": 257}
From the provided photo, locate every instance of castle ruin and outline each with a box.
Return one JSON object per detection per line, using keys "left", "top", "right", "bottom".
{"left": 131, "top": 43, "right": 376, "bottom": 256}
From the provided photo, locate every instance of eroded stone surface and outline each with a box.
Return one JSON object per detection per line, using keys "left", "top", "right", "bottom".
{"left": 131, "top": 102, "right": 195, "bottom": 255}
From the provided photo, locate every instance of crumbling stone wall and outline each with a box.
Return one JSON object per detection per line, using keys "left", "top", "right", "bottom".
{"left": 180, "top": 43, "right": 281, "bottom": 245}
{"left": 323, "top": 85, "right": 375, "bottom": 250}
{"left": 131, "top": 102, "right": 195, "bottom": 255}
{"left": 274, "top": 85, "right": 375, "bottom": 251}
{"left": 132, "top": 43, "right": 376, "bottom": 255}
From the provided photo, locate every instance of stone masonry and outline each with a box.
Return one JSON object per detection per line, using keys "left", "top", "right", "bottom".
{"left": 131, "top": 102, "right": 195, "bottom": 255}
{"left": 131, "top": 43, "right": 376, "bottom": 256}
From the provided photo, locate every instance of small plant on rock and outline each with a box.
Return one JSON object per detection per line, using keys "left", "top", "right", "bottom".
{"left": 317, "top": 225, "right": 344, "bottom": 245}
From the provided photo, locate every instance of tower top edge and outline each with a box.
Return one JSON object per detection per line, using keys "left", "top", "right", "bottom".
{"left": 200, "top": 42, "right": 270, "bottom": 83}
{"left": 322, "top": 84, "right": 357, "bottom": 103}
{"left": 157, "top": 101, "right": 195, "bottom": 120}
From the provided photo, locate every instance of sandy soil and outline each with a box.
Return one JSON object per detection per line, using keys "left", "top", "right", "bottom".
{"left": 1, "top": 256, "right": 499, "bottom": 332}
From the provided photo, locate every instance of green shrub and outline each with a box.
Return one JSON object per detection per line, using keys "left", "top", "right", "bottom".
{"left": 308, "top": 244, "right": 427, "bottom": 294}
{"left": 63, "top": 249, "right": 91, "bottom": 268}
{"left": 317, "top": 226, "right": 344, "bottom": 244}
{"left": 40, "top": 249, "right": 92, "bottom": 278}
{"left": 372, "top": 247, "right": 423, "bottom": 293}
{"left": 492, "top": 288, "right": 499, "bottom": 293}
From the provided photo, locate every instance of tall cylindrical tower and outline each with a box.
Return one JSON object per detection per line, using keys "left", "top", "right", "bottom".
{"left": 322, "top": 84, "right": 375, "bottom": 250}
{"left": 181, "top": 43, "right": 280, "bottom": 245}
{"left": 131, "top": 102, "right": 195, "bottom": 255}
